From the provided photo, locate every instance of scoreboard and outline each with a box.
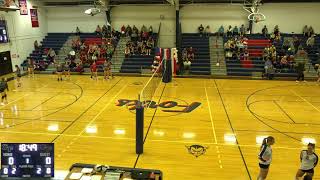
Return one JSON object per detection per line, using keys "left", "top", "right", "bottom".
{"left": 0, "top": 143, "right": 54, "bottom": 178}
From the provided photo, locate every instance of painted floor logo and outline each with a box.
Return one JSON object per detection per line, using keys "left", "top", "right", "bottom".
{"left": 116, "top": 97, "right": 201, "bottom": 115}
{"left": 186, "top": 145, "right": 208, "bottom": 158}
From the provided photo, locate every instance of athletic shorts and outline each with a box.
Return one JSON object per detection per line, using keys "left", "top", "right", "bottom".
{"left": 259, "top": 163, "right": 270, "bottom": 169}
{"left": 301, "top": 168, "right": 314, "bottom": 173}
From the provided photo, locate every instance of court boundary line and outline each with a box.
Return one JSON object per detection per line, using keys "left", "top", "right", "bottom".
{"left": 214, "top": 79, "right": 252, "bottom": 180}
{"left": 50, "top": 78, "right": 122, "bottom": 143}
{"left": 133, "top": 84, "right": 166, "bottom": 168}
{"left": 204, "top": 86, "right": 218, "bottom": 143}
{"left": 291, "top": 89, "right": 320, "bottom": 113}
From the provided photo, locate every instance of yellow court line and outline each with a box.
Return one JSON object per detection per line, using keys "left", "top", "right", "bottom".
{"left": 290, "top": 89, "right": 320, "bottom": 113}
{"left": 204, "top": 86, "right": 218, "bottom": 144}
{"left": 0, "top": 129, "right": 309, "bottom": 150}
{"left": 77, "top": 84, "right": 128, "bottom": 136}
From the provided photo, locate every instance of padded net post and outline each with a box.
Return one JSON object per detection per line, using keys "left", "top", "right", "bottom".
{"left": 136, "top": 95, "right": 144, "bottom": 154}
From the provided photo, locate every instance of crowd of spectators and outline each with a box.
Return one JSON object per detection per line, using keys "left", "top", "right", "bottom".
{"left": 71, "top": 25, "right": 120, "bottom": 69}
{"left": 123, "top": 25, "right": 155, "bottom": 56}
{"left": 224, "top": 36, "right": 249, "bottom": 61}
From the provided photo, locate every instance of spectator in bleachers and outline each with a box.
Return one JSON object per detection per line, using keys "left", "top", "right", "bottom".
{"left": 227, "top": 25, "right": 232, "bottom": 38}
{"left": 295, "top": 62, "right": 306, "bottom": 82}
{"left": 293, "top": 36, "right": 301, "bottom": 53}
{"left": 187, "top": 47, "right": 195, "bottom": 61}
{"left": 262, "top": 25, "right": 268, "bottom": 38}
{"left": 95, "top": 25, "right": 102, "bottom": 36}
{"left": 47, "top": 48, "right": 56, "bottom": 64}
{"left": 240, "top": 24, "right": 246, "bottom": 36}
{"left": 146, "top": 37, "right": 154, "bottom": 56}
{"left": 280, "top": 56, "right": 289, "bottom": 69}
{"left": 308, "top": 26, "right": 314, "bottom": 37}
{"left": 141, "top": 25, "right": 147, "bottom": 33}
{"left": 198, "top": 24, "right": 204, "bottom": 37}
{"left": 133, "top": 25, "right": 138, "bottom": 33}
{"left": 126, "top": 25, "right": 132, "bottom": 37}
{"left": 34, "top": 40, "right": 39, "bottom": 50}
{"left": 306, "top": 35, "right": 315, "bottom": 47}
{"left": 264, "top": 59, "right": 274, "bottom": 80}
{"left": 149, "top": 26, "right": 153, "bottom": 35}
{"left": 218, "top": 25, "right": 224, "bottom": 37}
{"left": 182, "top": 48, "right": 187, "bottom": 62}
{"left": 273, "top": 25, "right": 281, "bottom": 41}
{"left": 121, "top": 25, "right": 126, "bottom": 36}
{"left": 205, "top": 25, "right": 211, "bottom": 37}
{"left": 76, "top": 26, "right": 81, "bottom": 36}
{"left": 233, "top": 26, "right": 239, "bottom": 36}
{"left": 183, "top": 58, "right": 191, "bottom": 74}
{"left": 303, "top": 25, "right": 309, "bottom": 37}
{"left": 282, "top": 39, "right": 290, "bottom": 50}
{"left": 102, "top": 25, "right": 108, "bottom": 37}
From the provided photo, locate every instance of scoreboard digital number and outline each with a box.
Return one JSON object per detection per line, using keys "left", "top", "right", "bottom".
{"left": 0, "top": 143, "right": 54, "bottom": 178}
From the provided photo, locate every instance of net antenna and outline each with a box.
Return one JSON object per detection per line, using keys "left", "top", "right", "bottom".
{"left": 243, "top": 0, "right": 266, "bottom": 23}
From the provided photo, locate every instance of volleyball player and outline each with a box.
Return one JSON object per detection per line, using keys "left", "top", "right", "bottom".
{"left": 15, "top": 65, "right": 22, "bottom": 87}
{"left": 63, "top": 61, "right": 71, "bottom": 80}
{"left": 27, "top": 58, "right": 34, "bottom": 78}
{"left": 0, "top": 78, "right": 9, "bottom": 105}
{"left": 315, "top": 64, "right": 320, "bottom": 83}
{"left": 257, "top": 136, "right": 275, "bottom": 180}
{"left": 56, "top": 62, "right": 63, "bottom": 81}
{"left": 90, "top": 61, "right": 98, "bottom": 80}
{"left": 296, "top": 143, "right": 318, "bottom": 180}
{"left": 103, "top": 59, "right": 112, "bottom": 80}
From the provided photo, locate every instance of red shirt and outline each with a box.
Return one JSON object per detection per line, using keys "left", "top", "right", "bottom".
{"left": 90, "top": 64, "right": 97, "bottom": 72}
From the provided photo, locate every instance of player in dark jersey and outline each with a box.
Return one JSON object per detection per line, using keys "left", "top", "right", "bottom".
{"left": 63, "top": 61, "right": 71, "bottom": 80}
{"left": 15, "top": 65, "right": 22, "bottom": 87}
{"left": 56, "top": 63, "right": 63, "bottom": 81}
{"left": 0, "top": 78, "right": 9, "bottom": 105}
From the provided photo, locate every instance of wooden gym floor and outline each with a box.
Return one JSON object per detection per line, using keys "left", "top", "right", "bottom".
{"left": 1, "top": 74, "right": 320, "bottom": 179}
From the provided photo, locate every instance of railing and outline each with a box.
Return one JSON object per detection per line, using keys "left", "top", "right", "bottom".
{"left": 156, "top": 22, "right": 162, "bottom": 47}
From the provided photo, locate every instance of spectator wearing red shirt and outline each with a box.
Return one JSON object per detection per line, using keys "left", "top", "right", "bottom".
{"left": 90, "top": 61, "right": 98, "bottom": 80}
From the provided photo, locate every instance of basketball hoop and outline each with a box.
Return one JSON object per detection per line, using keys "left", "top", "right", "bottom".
{"left": 248, "top": 13, "right": 266, "bottom": 23}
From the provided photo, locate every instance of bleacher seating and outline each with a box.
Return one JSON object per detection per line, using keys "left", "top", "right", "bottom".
{"left": 181, "top": 34, "right": 210, "bottom": 75}
{"left": 225, "top": 33, "right": 320, "bottom": 77}
{"left": 119, "top": 34, "right": 158, "bottom": 74}
{"left": 225, "top": 34, "right": 270, "bottom": 76}
{"left": 22, "top": 33, "right": 71, "bottom": 70}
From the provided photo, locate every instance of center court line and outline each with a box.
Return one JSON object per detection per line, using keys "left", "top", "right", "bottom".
{"left": 205, "top": 85, "right": 223, "bottom": 168}
{"left": 213, "top": 79, "right": 252, "bottom": 180}
{"left": 291, "top": 89, "right": 320, "bottom": 113}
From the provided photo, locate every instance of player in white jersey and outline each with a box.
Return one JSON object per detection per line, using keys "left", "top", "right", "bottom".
{"left": 257, "top": 136, "right": 275, "bottom": 180}
{"left": 296, "top": 143, "right": 318, "bottom": 180}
